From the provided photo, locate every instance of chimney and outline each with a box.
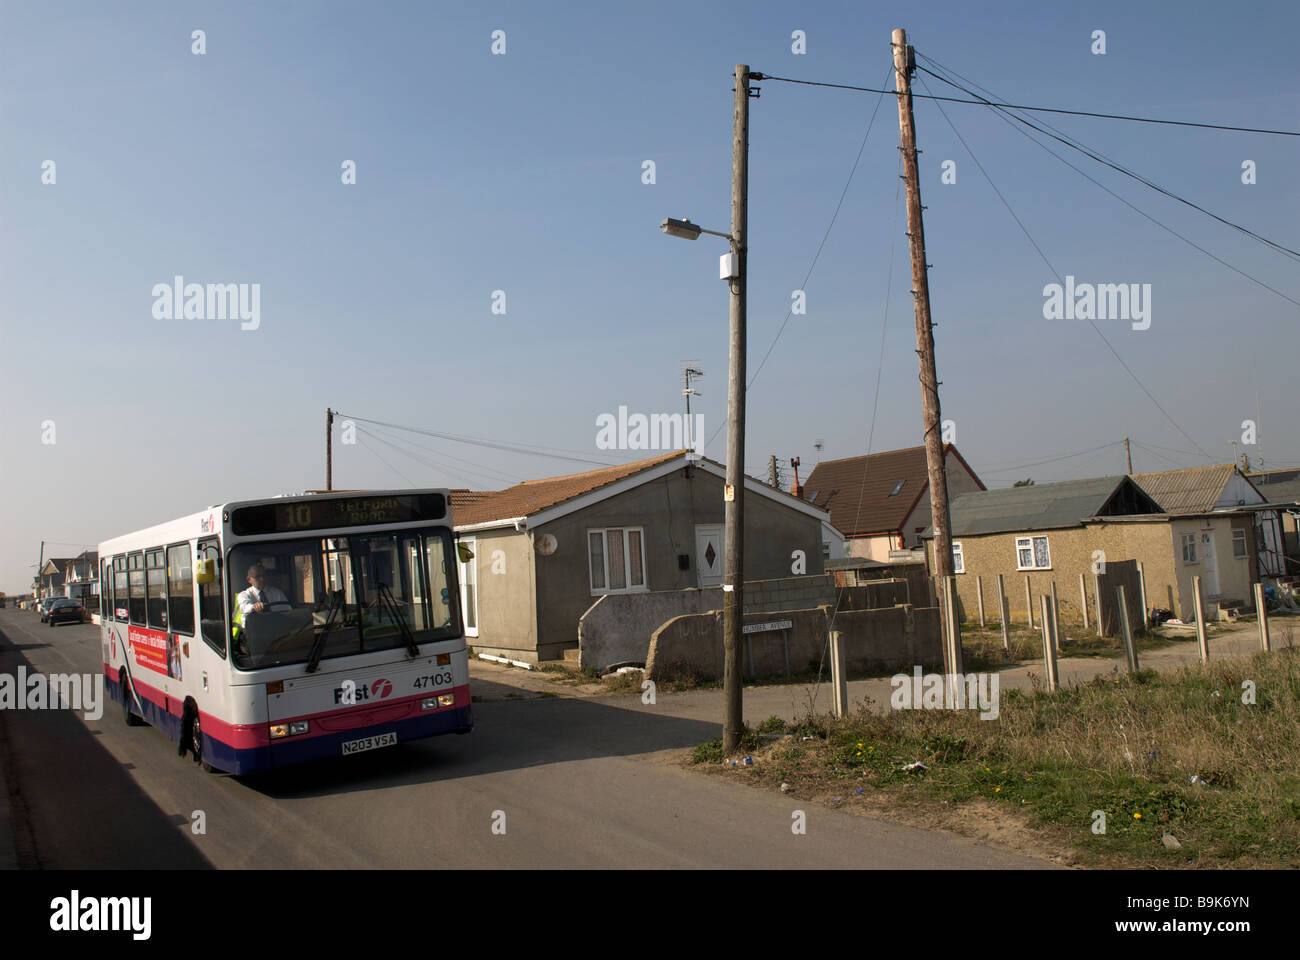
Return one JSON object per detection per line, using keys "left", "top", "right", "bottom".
{"left": 790, "top": 456, "right": 803, "bottom": 499}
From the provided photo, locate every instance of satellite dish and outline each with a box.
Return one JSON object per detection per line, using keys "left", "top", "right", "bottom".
{"left": 535, "top": 534, "right": 558, "bottom": 556}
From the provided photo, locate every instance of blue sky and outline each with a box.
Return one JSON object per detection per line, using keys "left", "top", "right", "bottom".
{"left": 2, "top": 0, "right": 1297, "bottom": 591}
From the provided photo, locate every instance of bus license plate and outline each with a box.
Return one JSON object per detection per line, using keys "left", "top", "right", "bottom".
{"left": 341, "top": 732, "right": 397, "bottom": 755}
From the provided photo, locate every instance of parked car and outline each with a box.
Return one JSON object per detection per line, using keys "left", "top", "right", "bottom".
{"left": 38, "top": 597, "right": 61, "bottom": 622}
{"left": 47, "top": 598, "right": 87, "bottom": 627}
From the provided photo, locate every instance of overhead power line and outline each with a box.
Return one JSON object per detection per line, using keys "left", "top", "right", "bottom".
{"left": 913, "top": 59, "right": 1300, "bottom": 264}
{"left": 337, "top": 413, "right": 620, "bottom": 468}
{"left": 979, "top": 441, "right": 1126, "bottom": 474}
{"left": 755, "top": 72, "right": 1300, "bottom": 137}
{"left": 912, "top": 53, "right": 1300, "bottom": 308}
{"left": 912, "top": 69, "right": 1215, "bottom": 461}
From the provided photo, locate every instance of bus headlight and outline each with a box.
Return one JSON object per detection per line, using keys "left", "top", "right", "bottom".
{"left": 289, "top": 720, "right": 310, "bottom": 736}
{"left": 270, "top": 724, "right": 289, "bottom": 739}
{"left": 438, "top": 694, "right": 455, "bottom": 707}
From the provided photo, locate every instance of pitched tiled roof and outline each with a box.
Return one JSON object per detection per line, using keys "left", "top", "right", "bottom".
{"left": 1132, "top": 464, "right": 1239, "bottom": 514}
{"left": 935, "top": 476, "right": 1162, "bottom": 537}
{"left": 452, "top": 451, "right": 686, "bottom": 526}
{"left": 802, "top": 444, "right": 981, "bottom": 538}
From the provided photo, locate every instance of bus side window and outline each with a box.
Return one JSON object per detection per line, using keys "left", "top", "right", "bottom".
{"left": 197, "top": 540, "right": 226, "bottom": 658}
{"left": 114, "top": 558, "right": 129, "bottom": 622}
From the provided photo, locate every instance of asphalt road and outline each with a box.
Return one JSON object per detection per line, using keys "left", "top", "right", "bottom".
{"left": 0, "top": 609, "right": 1052, "bottom": 869}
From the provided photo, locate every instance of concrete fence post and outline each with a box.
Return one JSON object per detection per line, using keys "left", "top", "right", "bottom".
{"left": 1193, "top": 575, "right": 1209, "bottom": 663}
{"left": 1040, "top": 596, "right": 1059, "bottom": 692}
{"left": 1025, "top": 575, "right": 1034, "bottom": 629}
{"left": 1079, "top": 573, "right": 1089, "bottom": 630}
{"left": 944, "top": 574, "right": 963, "bottom": 685}
{"left": 830, "top": 630, "right": 847, "bottom": 717}
{"left": 1137, "top": 561, "right": 1149, "bottom": 631}
{"left": 1116, "top": 584, "right": 1138, "bottom": 674}
{"left": 1093, "top": 572, "right": 1104, "bottom": 638}
{"left": 996, "top": 573, "right": 1009, "bottom": 654}
{"left": 1254, "top": 582, "right": 1270, "bottom": 653}
{"left": 976, "top": 575, "right": 985, "bottom": 628}
{"left": 1050, "top": 580, "right": 1061, "bottom": 654}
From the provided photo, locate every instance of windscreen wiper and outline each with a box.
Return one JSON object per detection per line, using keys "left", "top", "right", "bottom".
{"left": 377, "top": 582, "right": 420, "bottom": 658}
{"left": 305, "top": 590, "right": 344, "bottom": 674}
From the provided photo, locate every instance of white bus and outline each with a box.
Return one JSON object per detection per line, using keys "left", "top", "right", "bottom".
{"left": 97, "top": 490, "right": 471, "bottom": 773}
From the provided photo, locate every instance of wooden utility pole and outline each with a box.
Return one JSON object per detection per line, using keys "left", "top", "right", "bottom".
{"left": 894, "top": 28, "right": 961, "bottom": 676}
{"left": 768, "top": 455, "right": 779, "bottom": 488}
{"left": 1124, "top": 437, "right": 1132, "bottom": 473}
{"left": 722, "top": 63, "right": 751, "bottom": 754}
{"left": 326, "top": 408, "right": 335, "bottom": 491}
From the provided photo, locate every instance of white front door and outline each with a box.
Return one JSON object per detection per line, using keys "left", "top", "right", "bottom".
{"left": 695, "top": 525, "right": 724, "bottom": 587}
{"left": 1200, "top": 531, "right": 1220, "bottom": 596}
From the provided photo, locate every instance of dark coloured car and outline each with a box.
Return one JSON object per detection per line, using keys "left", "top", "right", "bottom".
{"left": 38, "top": 597, "right": 61, "bottom": 622}
{"left": 48, "top": 598, "right": 87, "bottom": 627}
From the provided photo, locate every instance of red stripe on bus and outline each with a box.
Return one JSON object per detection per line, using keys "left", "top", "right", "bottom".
{"left": 104, "top": 663, "right": 467, "bottom": 749}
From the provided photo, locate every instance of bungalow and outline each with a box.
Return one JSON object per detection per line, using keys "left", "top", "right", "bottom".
{"left": 38, "top": 558, "right": 73, "bottom": 600}
{"left": 1132, "top": 464, "right": 1285, "bottom": 577}
{"left": 802, "top": 444, "right": 985, "bottom": 563}
{"left": 62, "top": 550, "right": 99, "bottom": 603}
{"left": 451, "top": 450, "right": 830, "bottom": 663}
{"left": 922, "top": 474, "right": 1258, "bottom": 625}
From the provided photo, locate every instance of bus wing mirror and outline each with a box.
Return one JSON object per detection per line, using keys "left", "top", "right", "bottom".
{"left": 195, "top": 558, "right": 216, "bottom": 584}
{"left": 456, "top": 543, "right": 474, "bottom": 563}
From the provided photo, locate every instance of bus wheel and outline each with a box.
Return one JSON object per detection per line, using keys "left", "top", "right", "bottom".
{"left": 190, "top": 703, "right": 214, "bottom": 773}
{"left": 121, "top": 670, "right": 143, "bottom": 726}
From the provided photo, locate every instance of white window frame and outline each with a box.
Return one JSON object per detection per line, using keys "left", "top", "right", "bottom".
{"left": 1232, "top": 528, "right": 1247, "bottom": 558}
{"left": 1181, "top": 533, "right": 1198, "bottom": 564}
{"left": 952, "top": 541, "right": 964, "bottom": 574}
{"left": 1014, "top": 535, "right": 1051, "bottom": 571}
{"left": 458, "top": 536, "right": 479, "bottom": 638}
{"left": 588, "top": 526, "right": 648, "bottom": 595}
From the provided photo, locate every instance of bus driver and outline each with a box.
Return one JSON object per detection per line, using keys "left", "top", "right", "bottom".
{"left": 236, "top": 564, "right": 289, "bottom": 620}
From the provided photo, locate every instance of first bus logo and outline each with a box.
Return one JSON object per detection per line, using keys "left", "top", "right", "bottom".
{"left": 200, "top": 514, "right": 216, "bottom": 534}
{"left": 334, "top": 679, "right": 392, "bottom": 705}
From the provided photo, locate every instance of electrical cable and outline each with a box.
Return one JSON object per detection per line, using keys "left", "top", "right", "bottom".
{"left": 914, "top": 59, "right": 1300, "bottom": 263}
{"left": 913, "top": 69, "right": 1217, "bottom": 461}
{"left": 757, "top": 72, "right": 1300, "bottom": 137}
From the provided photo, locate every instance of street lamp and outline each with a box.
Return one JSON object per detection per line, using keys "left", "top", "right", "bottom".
{"left": 660, "top": 217, "right": 732, "bottom": 242}
{"left": 658, "top": 64, "right": 753, "bottom": 754}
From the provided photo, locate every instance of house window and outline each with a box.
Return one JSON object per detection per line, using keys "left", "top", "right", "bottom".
{"left": 952, "top": 542, "right": 964, "bottom": 573}
{"left": 588, "top": 527, "right": 647, "bottom": 594}
{"left": 1015, "top": 536, "right": 1051, "bottom": 570}
{"left": 888, "top": 480, "right": 906, "bottom": 497}
{"left": 1181, "top": 533, "right": 1198, "bottom": 563}
{"left": 1232, "top": 529, "right": 1247, "bottom": 558}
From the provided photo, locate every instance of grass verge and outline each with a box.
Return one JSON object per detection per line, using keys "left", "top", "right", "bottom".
{"left": 692, "top": 648, "right": 1300, "bottom": 868}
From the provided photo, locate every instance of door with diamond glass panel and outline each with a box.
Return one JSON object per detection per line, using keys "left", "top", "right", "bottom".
{"left": 695, "top": 524, "right": 724, "bottom": 587}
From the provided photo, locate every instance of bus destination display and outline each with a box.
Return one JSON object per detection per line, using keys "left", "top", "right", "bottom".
{"left": 231, "top": 493, "right": 447, "bottom": 536}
